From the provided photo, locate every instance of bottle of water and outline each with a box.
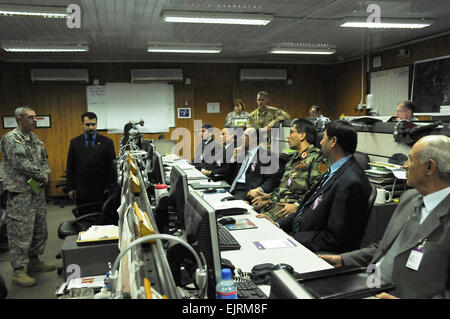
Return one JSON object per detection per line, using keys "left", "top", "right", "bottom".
{"left": 216, "top": 268, "right": 238, "bottom": 299}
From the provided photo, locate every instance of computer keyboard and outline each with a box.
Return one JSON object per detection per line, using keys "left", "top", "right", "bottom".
{"left": 235, "top": 279, "right": 268, "bottom": 299}
{"left": 218, "top": 224, "right": 241, "bottom": 251}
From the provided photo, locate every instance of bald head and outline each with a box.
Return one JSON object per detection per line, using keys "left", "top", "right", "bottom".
{"left": 417, "top": 135, "right": 450, "bottom": 181}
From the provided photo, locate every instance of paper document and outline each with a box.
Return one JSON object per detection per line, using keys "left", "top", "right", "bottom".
{"left": 253, "top": 238, "right": 297, "bottom": 250}
{"left": 209, "top": 200, "right": 252, "bottom": 211}
{"left": 67, "top": 275, "right": 106, "bottom": 290}
{"left": 79, "top": 225, "right": 119, "bottom": 241}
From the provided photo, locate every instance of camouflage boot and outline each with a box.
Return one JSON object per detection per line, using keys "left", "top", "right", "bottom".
{"left": 28, "top": 257, "right": 56, "bottom": 273}
{"left": 13, "top": 269, "right": 36, "bottom": 287}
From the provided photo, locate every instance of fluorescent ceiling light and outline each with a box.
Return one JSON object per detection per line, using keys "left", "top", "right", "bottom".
{"left": 269, "top": 45, "right": 336, "bottom": 55}
{"left": 2, "top": 43, "right": 89, "bottom": 52}
{"left": 340, "top": 17, "right": 433, "bottom": 29}
{"left": 162, "top": 10, "right": 272, "bottom": 25}
{"left": 0, "top": 4, "right": 68, "bottom": 18}
{"left": 148, "top": 45, "right": 222, "bottom": 54}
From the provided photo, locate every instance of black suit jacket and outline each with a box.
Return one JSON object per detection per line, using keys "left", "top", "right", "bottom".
{"left": 192, "top": 138, "right": 222, "bottom": 171}
{"left": 228, "top": 147, "right": 280, "bottom": 198}
{"left": 278, "top": 156, "right": 371, "bottom": 253}
{"left": 210, "top": 143, "right": 235, "bottom": 184}
{"left": 66, "top": 133, "right": 116, "bottom": 204}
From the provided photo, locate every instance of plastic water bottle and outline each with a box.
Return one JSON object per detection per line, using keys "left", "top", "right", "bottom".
{"left": 216, "top": 268, "right": 238, "bottom": 299}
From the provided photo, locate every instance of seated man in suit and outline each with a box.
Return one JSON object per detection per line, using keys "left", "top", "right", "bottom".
{"left": 320, "top": 135, "right": 450, "bottom": 299}
{"left": 228, "top": 127, "right": 280, "bottom": 201}
{"left": 192, "top": 123, "right": 221, "bottom": 172}
{"left": 252, "top": 119, "right": 329, "bottom": 221}
{"left": 258, "top": 120, "right": 371, "bottom": 254}
{"left": 201, "top": 127, "right": 242, "bottom": 185}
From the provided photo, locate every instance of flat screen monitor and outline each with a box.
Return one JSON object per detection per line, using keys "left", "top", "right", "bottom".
{"left": 184, "top": 191, "right": 222, "bottom": 299}
{"left": 150, "top": 150, "right": 166, "bottom": 185}
{"left": 168, "top": 165, "right": 188, "bottom": 228}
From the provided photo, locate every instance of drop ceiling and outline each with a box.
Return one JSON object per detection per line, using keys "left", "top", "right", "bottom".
{"left": 0, "top": 0, "right": 449, "bottom": 64}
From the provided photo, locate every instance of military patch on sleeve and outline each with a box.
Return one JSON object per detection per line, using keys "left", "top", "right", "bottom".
{"left": 301, "top": 151, "right": 308, "bottom": 159}
{"left": 317, "top": 163, "right": 327, "bottom": 173}
{"left": 15, "top": 139, "right": 22, "bottom": 144}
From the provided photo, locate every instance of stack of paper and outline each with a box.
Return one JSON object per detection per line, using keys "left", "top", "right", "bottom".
{"left": 79, "top": 225, "right": 119, "bottom": 241}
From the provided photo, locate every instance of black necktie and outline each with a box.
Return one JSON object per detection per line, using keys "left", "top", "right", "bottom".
{"left": 87, "top": 136, "right": 94, "bottom": 153}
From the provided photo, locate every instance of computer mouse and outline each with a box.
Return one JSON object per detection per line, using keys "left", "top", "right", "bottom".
{"left": 218, "top": 217, "right": 236, "bottom": 225}
{"left": 220, "top": 195, "right": 237, "bottom": 201}
{"left": 203, "top": 188, "right": 217, "bottom": 193}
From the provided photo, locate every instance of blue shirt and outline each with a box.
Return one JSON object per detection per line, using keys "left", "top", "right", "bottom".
{"left": 84, "top": 132, "right": 97, "bottom": 148}
{"left": 321, "top": 154, "right": 352, "bottom": 186}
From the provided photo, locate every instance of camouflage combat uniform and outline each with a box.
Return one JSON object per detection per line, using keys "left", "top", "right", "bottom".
{"left": 224, "top": 110, "right": 250, "bottom": 127}
{"left": 247, "top": 105, "right": 290, "bottom": 129}
{"left": 258, "top": 145, "right": 328, "bottom": 221}
{"left": 0, "top": 128, "right": 51, "bottom": 270}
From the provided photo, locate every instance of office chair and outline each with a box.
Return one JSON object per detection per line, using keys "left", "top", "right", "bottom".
{"left": 353, "top": 151, "right": 370, "bottom": 170}
{"left": 57, "top": 185, "right": 121, "bottom": 240}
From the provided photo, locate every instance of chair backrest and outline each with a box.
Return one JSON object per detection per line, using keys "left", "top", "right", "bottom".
{"left": 368, "top": 183, "right": 377, "bottom": 214}
{"left": 99, "top": 183, "right": 121, "bottom": 225}
{"left": 353, "top": 151, "right": 370, "bottom": 170}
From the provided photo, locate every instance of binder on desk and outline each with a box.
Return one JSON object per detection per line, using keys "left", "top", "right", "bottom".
{"left": 294, "top": 266, "right": 395, "bottom": 299}
{"left": 132, "top": 202, "right": 156, "bottom": 242}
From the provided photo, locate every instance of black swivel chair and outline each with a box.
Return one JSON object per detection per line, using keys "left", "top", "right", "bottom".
{"left": 57, "top": 185, "right": 121, "bottom": 240}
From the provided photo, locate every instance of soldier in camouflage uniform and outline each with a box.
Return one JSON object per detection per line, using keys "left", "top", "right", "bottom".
{"left": 247, "top": 91, "right": 291, "bottom": 129}
{"left": 0, "top": 107, "right": 55, "bottom": 287}
{"left": 253, "top": 119, "right": 328, "bottom": 221}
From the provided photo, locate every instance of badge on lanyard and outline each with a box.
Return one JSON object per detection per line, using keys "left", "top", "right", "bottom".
{"left": 251, "top": 162, "right": 256, "bottom": 172}
{"left": 287, "top": 177, "right": 293, "bottom": 187}
{"left": 406, "top": 239, "right": 427, "bottom": 271}
{"left": 311, "top": 194, "right": 322, "bottom": 210}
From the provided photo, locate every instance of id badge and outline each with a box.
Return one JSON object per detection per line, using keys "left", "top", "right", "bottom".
{"left": 287, "top": 177, "right": 293, "bottom": 187}
{"left": 251, "top": 163, "right": 256, "bottom": 172}
{"left": 311, "top": 194, "right": 322, "bottom": 210}
{"left": 406, "top": 248, "right": 424, "bottom": 271}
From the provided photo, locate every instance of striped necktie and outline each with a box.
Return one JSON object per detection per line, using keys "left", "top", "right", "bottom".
{"left": 378, "top": 197, "right": 424, "bottom": 281}
{"left": 292, "top": 169, "right": 330, "bottom": 231}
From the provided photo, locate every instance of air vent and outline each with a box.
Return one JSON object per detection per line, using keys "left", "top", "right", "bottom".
{"left": 239, "top": 69, "right": 287, "bottom": 81}
{"left": 131, "top": 69, "right": 183, "bottom": 82}
{"left": 31, "top": 69, "right": 89, "bottom": 83}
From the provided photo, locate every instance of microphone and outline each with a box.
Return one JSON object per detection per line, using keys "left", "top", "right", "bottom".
{"left": 129, "top": 119, "right": 144, "bottom": 126}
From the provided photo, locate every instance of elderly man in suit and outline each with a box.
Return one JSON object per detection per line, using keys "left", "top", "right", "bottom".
{"left": 320, "top": 135, "right": 450, "bottom": 299}
{"left": 66, "top": 112, "right": 116, "bottom": 209}
{"left": 227, "top": 127, "right": 280, "bottom": 201}
{"left": 258, "top": 120, "right": 371, "bottom": 254}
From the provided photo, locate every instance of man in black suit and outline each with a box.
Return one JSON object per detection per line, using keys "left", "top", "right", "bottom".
{"left": 258, "top": 120, "right": 371, "bottom": 254}
{"left": 66, "top": 112, "right": 116, "bottom": 208}
{"left": 228, "top": 127, "right": 280, "bottom": 201}
{"left": 192, "top": 123, "right": 221, "bottom": 172}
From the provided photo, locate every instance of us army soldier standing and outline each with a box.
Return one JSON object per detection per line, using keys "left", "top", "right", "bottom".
{"left": 252, "top": 119, "right": 328, "bottom": 221}
{"left": 0, "top": 107, "right": 55, "bottom": 287}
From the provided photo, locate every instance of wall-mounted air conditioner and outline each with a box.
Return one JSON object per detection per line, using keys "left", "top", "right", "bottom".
{"left": 131, "top": 69, "right": 183, "bottom": 82}
{"left": 239, "top": 69, "right": 287, "bottom": 81}
{"left": 31, "top": 69, "right": 89, "bottom": 83}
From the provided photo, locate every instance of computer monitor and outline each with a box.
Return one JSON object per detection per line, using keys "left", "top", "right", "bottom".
{"left": 149, "top": 150, "right": 166, "bottom": 185}
{"left": 168, "top": 165, "right": 188, "bottom": 228}
{"left": 184, "top": 191, "right": 222, "bottom": 299}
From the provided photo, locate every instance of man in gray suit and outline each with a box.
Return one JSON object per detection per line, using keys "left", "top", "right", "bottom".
{"left": 320, "top": 135, "right": 450, "bottom": 299}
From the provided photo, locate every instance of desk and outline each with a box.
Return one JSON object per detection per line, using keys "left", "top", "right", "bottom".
{"left": 199, "top": 190, "right": 333, "bottom": 297}
{"left": 62, "top": 235, "right": 120, "bottom": 281}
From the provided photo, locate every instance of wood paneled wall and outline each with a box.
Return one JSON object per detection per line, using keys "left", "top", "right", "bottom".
{"left": 0, "top": 33, "right": 448, "bottom": 197}
{"left": 0, "top": 61, "right": 330, "bottom": 196}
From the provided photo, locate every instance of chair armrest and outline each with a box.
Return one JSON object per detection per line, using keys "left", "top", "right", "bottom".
{"left": 72, "top": 201, "right": 104, "bottom": 217}
{"left": 72, "top": 212, "right": 101, "bottom": 224}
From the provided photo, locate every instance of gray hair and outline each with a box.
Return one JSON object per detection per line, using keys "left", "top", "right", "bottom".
{"left": 15, "top": 106, "right": 33, "bottom": 123}
{"left": 419, "top": 135, "right": 450, "bottom": 181}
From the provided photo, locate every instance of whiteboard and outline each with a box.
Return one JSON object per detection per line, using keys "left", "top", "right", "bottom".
{"left": 87, "top": 83, "right": 175, "bottom": 132}
{"left": 86, "top": 85, "right": 107, "bottom": 129}
{"left": 369, "top": 66, "right": 410, "bottom": 116}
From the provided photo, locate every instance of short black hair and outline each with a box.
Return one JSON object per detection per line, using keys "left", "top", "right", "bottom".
{"left": 292, "top": 118, "right": 317, "bottom": 145}
{"left": 201, "top": 123, "right": 213, "bottom": 131}
{"left": 81, "top": 112, "right": 97, "bottom": 122}
{"left": 401, "top": 100, "right": 415, "bottom": 113}
{"left": 324, "top": 120, "right": 357, "bottom": 154}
